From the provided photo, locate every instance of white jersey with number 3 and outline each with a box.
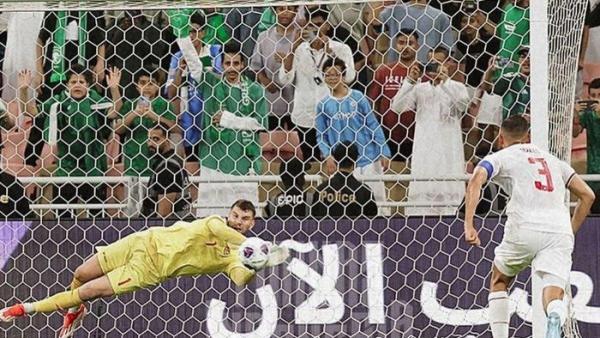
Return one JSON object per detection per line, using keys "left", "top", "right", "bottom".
{"left": 480, "top": 143, "right": 575, "bottom": 235}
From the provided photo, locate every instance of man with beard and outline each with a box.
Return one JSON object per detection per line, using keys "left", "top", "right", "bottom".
{"left": 141, "top": 124, "right": 191, "bottom": 218}
{"left": 368, "top": 28, "right": 419, "bottom": 162}
{"left": 0, "top": 199, "right": 290, "bottom": 338}
{"left": 169, "top": 10, "right": 268, "bottom": 216}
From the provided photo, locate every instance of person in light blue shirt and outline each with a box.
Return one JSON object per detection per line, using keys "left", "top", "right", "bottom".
{"left": 380, "top": 0, "right": 455, "bottom": 64}
{"left": 316, "top": 57, "right": 391, "bottom": 215}
{"left": 165, "top": 12, "right": 223, "bottom": 161}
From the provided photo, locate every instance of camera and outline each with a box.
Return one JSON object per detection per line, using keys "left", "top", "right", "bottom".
{"left": 496, "top": 57, "right": 511, "bottom": 68}
{"left": 578, "top": 99, "right": 598, "bottom": 110}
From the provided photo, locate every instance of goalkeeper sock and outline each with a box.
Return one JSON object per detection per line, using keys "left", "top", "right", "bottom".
{"left": 67, "top": 277, "right": 84, "bottom": 313}
{"left": 546, "top": 299, "right": 567, "bottom": 326}
{"left": 70, "top": 277, "right": 83, "bottom": 290}
{"left": 488, "top": 291, "right": 509, "bottom": 338}
{"left": 27, "top": 289, "right": 82, "bottom": 313}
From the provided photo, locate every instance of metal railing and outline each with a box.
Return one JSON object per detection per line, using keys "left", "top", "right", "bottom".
{"left": 20, "top": 174, "right": 596, "bottom": 212}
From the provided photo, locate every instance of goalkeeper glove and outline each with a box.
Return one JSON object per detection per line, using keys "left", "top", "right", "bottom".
{"left": 167, "top": 9, "right": 194, "bottom": 39}
{"left": 265, "top": 244, "right": 290, "bottom": 268}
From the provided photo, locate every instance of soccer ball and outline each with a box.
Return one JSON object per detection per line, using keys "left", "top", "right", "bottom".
{"left": 238, "top": 237, "right": 270, "bottom": 270}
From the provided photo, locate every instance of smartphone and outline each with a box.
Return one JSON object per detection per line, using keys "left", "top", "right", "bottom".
{"left": 138, "top": 96, "right": 151, "bottom": 108}
{"left": 578, "top": 100, "right": 598, "bottom": 110}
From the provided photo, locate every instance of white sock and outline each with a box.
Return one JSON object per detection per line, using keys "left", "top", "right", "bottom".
{"left": 546, "top": 299, "right": 567, "bottom": 326}
{"left": 22, "top": 303, "right": 35, "bottom": 314}
{"left": 488, "top": 291, "right": 509, "bottom": 338}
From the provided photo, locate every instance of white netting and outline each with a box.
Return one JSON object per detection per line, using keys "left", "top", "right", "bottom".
{"left": 0, "top": 1, "right": 594, "bottom": 337}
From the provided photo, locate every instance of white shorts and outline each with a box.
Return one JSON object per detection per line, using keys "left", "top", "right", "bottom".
{"left": 494, "top": 228, "right": 574, "bottom": 283}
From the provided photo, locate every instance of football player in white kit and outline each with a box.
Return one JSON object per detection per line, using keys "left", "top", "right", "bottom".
{"left": 463, "top": 115, "right": 595, "bottom": 338}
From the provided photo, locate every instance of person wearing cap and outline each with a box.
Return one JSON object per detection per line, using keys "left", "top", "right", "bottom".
{"left": 482, "top": 46, "right": 530, "bottom": 120}
{"left": 265, "top": 158, "right": 309, "bottom": 218}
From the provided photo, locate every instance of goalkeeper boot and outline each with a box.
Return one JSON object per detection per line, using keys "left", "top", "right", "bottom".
{"left": 0, "top": 304, "right": 25, "bottom": 322}
{"left": 58, "top": 304, "right": 86, "bottom": 338}
{"left": 545, "top": 312, "right": 562, "bottom": 338}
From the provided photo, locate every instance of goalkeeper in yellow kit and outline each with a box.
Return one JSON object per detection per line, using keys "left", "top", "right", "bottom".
{"left": 0, "top": 200, "right": 287, "bottom": 338}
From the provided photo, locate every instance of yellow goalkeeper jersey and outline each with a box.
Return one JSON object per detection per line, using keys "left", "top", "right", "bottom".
{"left": 145, "top": 216, "right": 255, "bottom": 286}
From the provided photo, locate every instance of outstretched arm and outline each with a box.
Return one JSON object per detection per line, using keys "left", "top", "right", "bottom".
{"left": 568, "top": 174, "right": 595, "bottom": 234}
{"left": 227, "top": 242, "right": 290, "bottom": 287}
{"left": 464, "top": 167, "right": 488, "bottom": 246}
{"left": 206, "top": 217, "right": 247, "bottom": 246}
{"left": 168, "top": 10, "right": 206, "bottom": 83}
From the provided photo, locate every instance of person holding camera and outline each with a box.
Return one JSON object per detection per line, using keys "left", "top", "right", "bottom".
{"left": 573, "top": 78, "right": 600, "bottom": 213}
{"left": 391, "top": 56, "right": 469, "bottom": 216}
{"left": 487, "top": 46, "right": 531, "bottom": 120}
{"left": 278, "top": 6, "right": 355, "bottom": 162}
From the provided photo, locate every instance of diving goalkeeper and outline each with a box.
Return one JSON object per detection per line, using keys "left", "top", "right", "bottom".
{"left": 0, "top": 200, "right": 288, "bottom": 338}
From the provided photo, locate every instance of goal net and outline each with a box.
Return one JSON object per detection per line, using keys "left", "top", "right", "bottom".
{"left": 0, "top": 1, "right": 594, "bottom": 337}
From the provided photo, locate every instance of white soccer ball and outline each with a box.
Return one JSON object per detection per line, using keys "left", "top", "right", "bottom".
{"left": 238, "top": 237, "right": 270, "bottom": 270}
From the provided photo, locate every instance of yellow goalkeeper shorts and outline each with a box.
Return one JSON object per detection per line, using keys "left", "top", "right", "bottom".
{"left": 96, "top": 232, "right": 162, "bottom": 295}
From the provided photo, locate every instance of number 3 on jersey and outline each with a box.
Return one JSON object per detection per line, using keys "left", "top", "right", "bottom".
{"left": 528, "top": 157, "right": 554, "bottom": 192}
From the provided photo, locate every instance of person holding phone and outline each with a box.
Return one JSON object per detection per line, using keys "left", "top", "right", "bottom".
{"left": 391, "top": 52, "right": 470, "bottom": 216}
{"left": 573, "top": 78, "right": 600, "bottom": 213}
{"left": 483, "top": 46, "right": 530, "bottom": 120}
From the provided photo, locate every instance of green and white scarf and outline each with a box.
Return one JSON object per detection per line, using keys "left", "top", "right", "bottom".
{"left": 50, "top": 11, "right": 88, "bottom": 83}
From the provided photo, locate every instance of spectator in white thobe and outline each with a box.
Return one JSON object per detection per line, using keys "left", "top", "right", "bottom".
{"left": 392, "top": 61, "right": 469, "bottom": 216}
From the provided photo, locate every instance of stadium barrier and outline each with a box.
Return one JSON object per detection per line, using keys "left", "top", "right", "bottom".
{"left": 18, "top": 174, "right": 600, "bottom": 212}
{"left": 1, "top": 217, "right": 599, "bottom": 337}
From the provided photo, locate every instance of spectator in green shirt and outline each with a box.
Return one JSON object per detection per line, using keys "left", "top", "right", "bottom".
{"left": 482, "top": 46, "right": 530, "bottom": 120}
{"left": 497, "top": 0, "right": 529, "bottom": 73}
{"left": 573, "top": 78, "right": 600, "bottom": 212}
{"left": 169, "top": 9, "right": 268, "bottom": 216}
{"left": 116, "top": 70, "right": 177, "bottom": 177}
{"left": 18, "top": 65, "right": 122, "bottom": 217}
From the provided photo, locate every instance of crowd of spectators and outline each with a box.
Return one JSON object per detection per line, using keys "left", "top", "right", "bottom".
{"left": 0, "top": 0, "right": 595, "bottom": 220}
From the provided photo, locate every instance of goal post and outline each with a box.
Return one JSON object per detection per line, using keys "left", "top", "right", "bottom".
{"left": 530, "top": 0, "right": 588, "bottom": 337}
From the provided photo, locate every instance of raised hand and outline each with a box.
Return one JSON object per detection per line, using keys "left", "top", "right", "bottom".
{"left": 407, "top": 64, "right": 421, "bottom": 83}
{"left": 17, "top": 69, "right": 33, "bottom": 89}
{"left": 106, "top": 67, "right": 122, "bottom": 90}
